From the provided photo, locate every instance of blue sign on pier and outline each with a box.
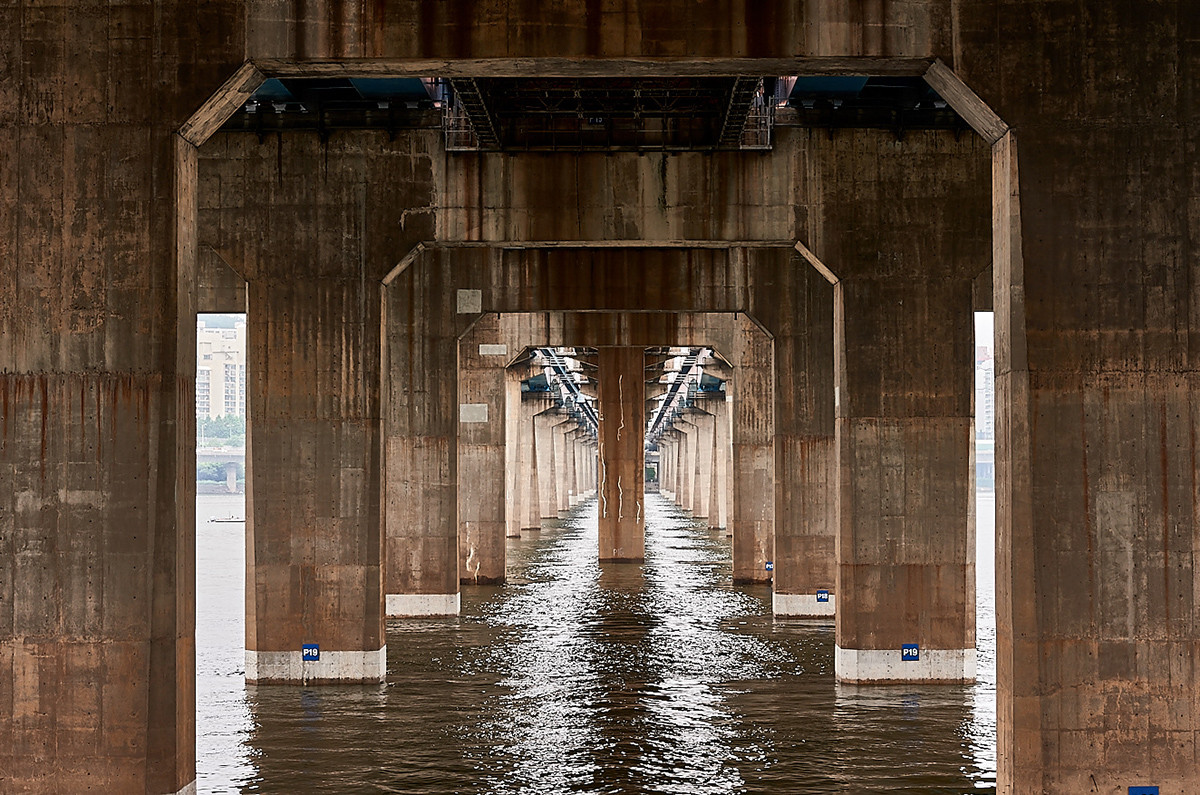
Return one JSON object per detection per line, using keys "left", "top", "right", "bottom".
{"left": 302, "top": 644, "right": 320, "bottom": 661}
{"left": 901, "top": 644, "right": 919, "bottom": 661}
{"left": 816, "top": 590, "right": 830, "bottom": 603}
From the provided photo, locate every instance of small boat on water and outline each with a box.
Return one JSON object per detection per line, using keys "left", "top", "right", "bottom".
{"left": 208, "top": 515, "right": 245, "bottom": 523}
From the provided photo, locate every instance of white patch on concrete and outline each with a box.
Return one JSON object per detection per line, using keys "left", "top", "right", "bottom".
{"left": 459, "top": 403, "right": 489, "bottom": 423}
{"left": 245, "top": 647, "right": 387, "bottom": 683}
{"left": 478, "top": 343, "right": 508, "bottom": 356}
{"left": 835, "top": 645, "right": 976, "bottom": 683}
{"left": 773, "top": 592, "right": 836, "bottom": 617}
{"left": 170, "top": 781, "right": 197, "bottom": 795}
{"left": 457, "top": 288, "right": 482, "bottom": 314}
{"left": 387, "top": 592, "right": 461, "bottom": 617}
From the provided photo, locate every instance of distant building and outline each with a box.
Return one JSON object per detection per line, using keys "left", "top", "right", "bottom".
{"left": 975, "top": 344, "right": 994, "bottom": 440}
{"left": 197, "top": 319, "right": 247, "bottom": 419}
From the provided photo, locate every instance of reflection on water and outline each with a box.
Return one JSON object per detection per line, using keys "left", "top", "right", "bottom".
{"left": 197, "top": 493, "right": 997, "bottom": 793}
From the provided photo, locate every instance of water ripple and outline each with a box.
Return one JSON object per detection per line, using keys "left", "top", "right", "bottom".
{"left": 197, "top": 492, "right": 997, "bottom": 794}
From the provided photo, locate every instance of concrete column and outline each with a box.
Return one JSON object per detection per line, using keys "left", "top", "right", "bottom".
{"left": 457, "top": 318, "right": 508, "bottom": 585}
{"left": 533, "top": 407, "right": 560, "bottom": 520}
{"left": 795, "top": 129, "right": 988, "bottom": 681}
{"left": 990, "top": 124, "right": 1200, "bottom": 791}
{"left": 566, "top": 429, "right": 580, "bottom": 511}
{"left": 662, "top": 439, "right": 672, "bottom": 501}
{"left": 245, "top": 277, "right": 385, "bottom": 684}
{"left": 677, "top": 418, "right": 696, "bottom": 513}
{"left": 731, "top": 316, "right": 775, "bottom": 584}
{"left": 671, "top": 429, "right": 685, "bottom": 506}
{"left": 520, "top": 392, "right": 543, "bottom": 532}
{"left": 0, "top": 5, "right": 254, "bottom": 786}
{"left": 597, "top": 347, "right": 646, "bottom": 561}
{"left": 690, "top": 409, "right": 716, "bottom": 521}
{"left": 698, "top": 361, "right": 735, "bottom": 534}
{"left": 504, "top": 366, "right": 526, "bottom": 540}
{"left": 772, "top": 268, "right": 837, "bottom": 618}
{"left": 832, "top": 277, "right": 975, "bottom": 683}
{"left": 585, "top": 439, "right": 598, "bottom": 493}
{"left": 382, "top": 251, "right": 463, "bottom": 619}
{"left": 700, "top": 404, "right": 721, "bottom": 523}
{"left": 577, "top": 430, "right": 594, "bottom": 499}
{"left": 555, "top": 419, "right": 575, "bottom": 516}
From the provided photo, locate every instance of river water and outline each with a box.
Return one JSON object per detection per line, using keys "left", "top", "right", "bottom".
{"left": 197, "top": 492, "right": 997, "bottom": 794}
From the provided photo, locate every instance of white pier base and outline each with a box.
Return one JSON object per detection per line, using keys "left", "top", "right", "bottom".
{"left": 835, "top": 645, "right": 976, "bottom": 683}
{"left": 246, "top": 647, "right": 387, "bottom": 684}
{"left": 773, "top": 592, "right": 836, "bottom": 617}
{"left": 387, "top": 592, "right": 461, "bottom": 617}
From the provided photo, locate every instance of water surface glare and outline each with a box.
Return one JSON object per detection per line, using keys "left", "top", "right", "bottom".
{"left": 198, "top": 493, "right": 997, "bottom": 793}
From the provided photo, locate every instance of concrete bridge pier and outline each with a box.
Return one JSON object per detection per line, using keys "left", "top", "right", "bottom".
{"left": 689, "top": 407, "right": 716, "bottom": 522}
{"left": 457, "top": 316, "right": 508, "bottom": 585}
{"left": 573, "top": 430, "right": 596, "bottom": 503}
{"left": 770, "top": 267, "right": 837, "bottom": 618}
{"left": 506, "top": 363, "right": 544, "bottom": 537}
{"left": 831, "top": 276, "right": 976, "bottom": 683}
{"left": 533, "top": 407, "right": 562, "bottom": 522}
{"left": 713, "top": 392, "right": 732, "bottom": 533}
{"left": 696, "top": 408, "right": 710, "bottom": 525}
{"left": 520, "top": 401, "right": 544, "bottom": 533}
{"left": 503, "top": 364, "right": 527, "bottom": 540}
{"left": 668, "top": 429, "right": 684, "bottom": 505}
{"left": 675, "top": 417, "right": 697, "bottom": 515}
{"left": 597, "top": 347, "right": 646, "bottom": 562}
{"left": 730, "top": 317, "right": 775, "bottom": 584}
{"left": 567, "top": 428, "right": 585, "bottom": 508}
{"left": 553, "top": 418, "right": 575, "bottom": 517}
{"left": 800, "top": 130, "right": 988, "bottom": 683}
{"left": 244, "top": 276, "right": 386, "bottom": 684}
{"left": 662, "top": 429, "right": 680, "bottom": 505}
{"left": 656, "top": 431, "right": 675, "bottom": 502}
{"left": 223, "top": 461, "right": 239, "bottom": 493}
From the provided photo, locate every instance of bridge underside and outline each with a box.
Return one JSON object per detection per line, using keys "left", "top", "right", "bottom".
{"left": 3, "top": 4, "right": 1199, "bottom": 794}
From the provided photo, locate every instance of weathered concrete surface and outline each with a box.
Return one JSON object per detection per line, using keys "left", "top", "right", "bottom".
{"left": 765, "top": 266, "right": 836, "bottom": 617}
{"left": 457, "top": 314, "right": 508, "bottom": 584}
{"left": 201, "top": 133, "right": 393, "bottom": 682}
{"left": 690, "top": 409, "right": 715, "bottom": 520}
{"left": 7, "top": 0, "right": 1196, "bottom": 788}
{"left": 730, "top": 315, "right": 775, "bottom": 584}
{"left": 674, "top": 417, "right": 696, "bottom": 514}
{"left": 533, "top": 406, "right": 561, "bottom": 520}
{"left": 245, "top": 1, "right": 950, "bottom": 63}
{"left": 801, "top": 130, "right": 989, "bottom": 681}
{"left": 200, "top": 133, "right": 441, "bottom": 619}
{"left": 383, "top": 247, "right": 801, "bottom": 604}
{"left": 0, "top": 2, "right": 243, "bottom": 790}
{"left": 597, "top": 347, "right": 645, "bottom": 561}
{"left": 517, "top": 396, "right": 546, "bottom": 532}
{"left": 504, "top": 361, "right": 538, "bottom": 538}
{"left": 953, "top": 4, "right": 1200, "bottom": 789}
{"left": 551, "top": 417, "right": 573, "bottom": 517}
